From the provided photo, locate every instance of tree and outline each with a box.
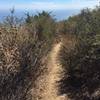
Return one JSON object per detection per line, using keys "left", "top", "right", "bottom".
{"left": 25, "top": 11, "right": 56, "bottom": 41}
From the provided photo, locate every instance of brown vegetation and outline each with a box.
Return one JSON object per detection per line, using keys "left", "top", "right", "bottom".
{"left": 0, "top": 7, "right": 100, "bottom": 100}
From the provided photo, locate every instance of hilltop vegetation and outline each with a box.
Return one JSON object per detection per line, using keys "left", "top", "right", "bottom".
{"left": 59, "top": 7, "right": 100, "bottom": 100}
{"left": 0, "top": 6, "right": 100, "bottom": 100}
{"left": 0, "top": 10, "right": 56, "bottom": 100}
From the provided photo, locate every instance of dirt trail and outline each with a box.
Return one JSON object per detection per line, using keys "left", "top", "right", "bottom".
{"left": 45, "top": 42, "right": 64, "bottom": 100}
{"left": 42, "top": 42, "right": 67, "bottom": 100}
{"left": 32, "top": 42, "right": 68, "bottom": 100}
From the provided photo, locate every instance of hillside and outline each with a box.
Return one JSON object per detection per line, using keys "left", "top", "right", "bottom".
{"left": 0, "top": 6, "right": 100, "bottom": 100}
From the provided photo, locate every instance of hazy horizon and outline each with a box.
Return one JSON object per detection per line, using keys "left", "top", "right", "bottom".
{"left": 0, "top": 9, "right": 81, "bottom": 21}
{"left": 0, "top": 0, "right": 99, "bottom": 21}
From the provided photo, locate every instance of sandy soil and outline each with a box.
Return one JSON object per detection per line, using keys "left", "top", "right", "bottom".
{"left": 32, "top": 42, "right": 68, "bottom": 100}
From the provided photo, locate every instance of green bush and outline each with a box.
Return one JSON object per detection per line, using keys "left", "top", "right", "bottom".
{"left": 59, "top": 7, "right": 100, "bottom": 100}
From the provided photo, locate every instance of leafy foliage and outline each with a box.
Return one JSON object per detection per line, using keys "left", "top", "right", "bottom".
{"left": 25, "top": 11, "right": 56, "bottom": 41}
{"left": 59, "top": 7, "right": 100, "bottom": 100}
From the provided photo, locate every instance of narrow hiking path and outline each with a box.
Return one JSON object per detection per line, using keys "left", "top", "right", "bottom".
{"left": 32, "top": 42, "right": 69, "bottom": 100}
{"left": 44, "top": 42, "right": 65, "bottom": 100}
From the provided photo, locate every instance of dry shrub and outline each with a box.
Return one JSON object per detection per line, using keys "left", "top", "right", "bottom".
{"left": 0, "top": 26, "right": 50, "bottom": 100}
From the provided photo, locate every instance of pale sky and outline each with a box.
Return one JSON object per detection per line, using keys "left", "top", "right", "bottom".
{"left": 0, "top": 0, "right": 99, "bottom": 10}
